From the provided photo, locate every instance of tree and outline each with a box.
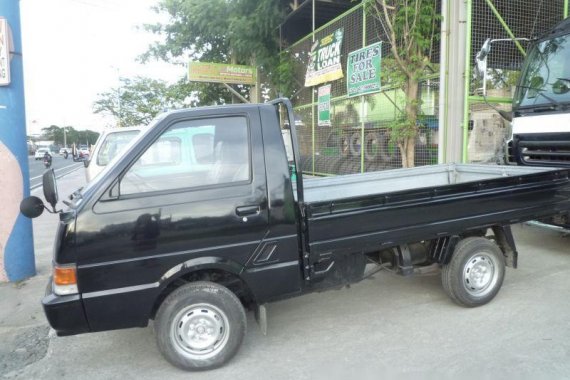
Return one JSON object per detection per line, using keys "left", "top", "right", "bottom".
{"left": 41, "top": 125, "right": 64, "bottom": 144}
{"left": 93, "top": 76, "right": 194, "bottom": 127}
{"left": 41, "top": 125, "right": 99, "bottom": 146}
{"left": 367, "top": 0, "right": 440, "bottom": 167}
{"left": 140, "top": 0, "right": 287, "bottom": 104}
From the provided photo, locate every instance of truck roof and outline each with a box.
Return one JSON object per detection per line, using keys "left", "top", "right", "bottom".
{"left": 540, "top": 17, "right": 570, "bottom": 39}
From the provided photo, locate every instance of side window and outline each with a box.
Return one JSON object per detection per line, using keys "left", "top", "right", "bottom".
{"left": 120, "top": 116, "right": 250, "bottom": 195}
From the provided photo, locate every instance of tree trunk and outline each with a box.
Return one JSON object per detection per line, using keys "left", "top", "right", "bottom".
{"left": 401, "top": 78, "right": 419, "bottom": 168}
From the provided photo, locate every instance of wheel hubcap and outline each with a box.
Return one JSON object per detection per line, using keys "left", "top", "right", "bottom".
{"left": 171, "top": 303, "right": 229, "bottom": 359}
{"left": 463, "top": 253, "right": 498, "bottom": 296}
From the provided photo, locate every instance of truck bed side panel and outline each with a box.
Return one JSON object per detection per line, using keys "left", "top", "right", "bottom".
{"left": 306, "top": 169, "right": 570, "bottom": 254}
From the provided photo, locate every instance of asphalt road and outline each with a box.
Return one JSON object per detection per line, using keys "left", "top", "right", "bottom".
{"left": 28, "top": 154, "right": 84, "bottom": 189}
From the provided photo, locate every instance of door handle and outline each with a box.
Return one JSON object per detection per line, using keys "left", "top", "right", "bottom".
{"left": 236, "top": 205, "right": 260, "bottom": 216}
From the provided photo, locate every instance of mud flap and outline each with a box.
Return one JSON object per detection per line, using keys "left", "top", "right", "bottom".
{"left": 492, "top": 225, "right": 518, "bottom": 268}
{"left": 255, "top": 304, "right": 267, "bottom": 336}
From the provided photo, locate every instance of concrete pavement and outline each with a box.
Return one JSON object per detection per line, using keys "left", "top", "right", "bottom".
{"left": 1, "top": 167, "right": 570, "bottom": 378}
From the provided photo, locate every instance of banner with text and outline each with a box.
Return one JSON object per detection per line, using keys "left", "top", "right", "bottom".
{"left": 188, "top": 62, "right": 256, "bottom": 85}
{"left": 347, "top": 42, "right": 382, "bottom": 97}
{"left": 305, "top": 28, "right": 344, "bottom": 87}
{"left": 318, "top": 85, "right": 331, "bottom": 126}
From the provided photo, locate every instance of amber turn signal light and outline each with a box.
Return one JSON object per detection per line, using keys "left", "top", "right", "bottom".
{"left": 53, "top": 265, "right": 77, "bottom": 286}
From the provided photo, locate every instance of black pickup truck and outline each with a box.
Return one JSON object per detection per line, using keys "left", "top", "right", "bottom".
{"left": 21, "top": 99, "right": 570, "bottom": 370}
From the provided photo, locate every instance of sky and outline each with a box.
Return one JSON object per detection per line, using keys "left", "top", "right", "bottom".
{"left": 20, "top": 0, "right": 183, "bottom": 135}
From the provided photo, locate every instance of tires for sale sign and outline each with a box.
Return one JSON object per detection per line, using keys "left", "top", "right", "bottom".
{"left": 347, "top": 42, "right": 382, "bottom": 98}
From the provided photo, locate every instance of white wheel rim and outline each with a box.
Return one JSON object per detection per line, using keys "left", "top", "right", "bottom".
{"left": 462, "top": 252, "right": 500, "bottom": 297}
{"left": 170, "top": 303, "right": 230, "bottom": 360}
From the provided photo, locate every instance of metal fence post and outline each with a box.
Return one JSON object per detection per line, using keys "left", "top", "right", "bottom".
{"left": 360, "top": 3, "right": 366, "bottom": 173}
{"left": 461, "top": 0, "right": 473, "bottom": 163}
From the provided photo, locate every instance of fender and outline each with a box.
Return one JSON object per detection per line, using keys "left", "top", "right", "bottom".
{"left": 158, "top": 256, "right": 250, "bottom": 292}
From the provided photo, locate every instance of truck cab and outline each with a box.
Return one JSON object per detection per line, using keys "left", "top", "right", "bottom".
{"left": 476, "top": 18, "right": 570, "bottom": 229}
{"left": 507, "top": 18, "right": 570, "bottom": 168}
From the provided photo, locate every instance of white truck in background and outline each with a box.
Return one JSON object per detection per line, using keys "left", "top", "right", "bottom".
{"left": 476, "top": 18, "right": 570, "bottom": 230}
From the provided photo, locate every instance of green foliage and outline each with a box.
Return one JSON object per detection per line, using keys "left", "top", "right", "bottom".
{"left": 275, "top": 54, "right": 298, "bottom": 98}
{"left": 41, "top": 125, "right": 99, "bottom": 146}
{"left": 93, "top": 76, "right": 194, "bottom": 127}
{"left": 140, "top": 0, "right": 287, "bottom": 103}
{"left": 367, "top": 0, "right": 440, "bottom": 166}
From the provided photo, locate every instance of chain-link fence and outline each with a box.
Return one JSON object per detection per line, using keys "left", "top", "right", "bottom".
{"left": 466, "top": 0, "right": 567, "bottom": 163}
{"left": 284, "top": 2, "right": 440, "bottom": 176}
{"left": 282, "top": 0, "right": 567, "bottom": 175}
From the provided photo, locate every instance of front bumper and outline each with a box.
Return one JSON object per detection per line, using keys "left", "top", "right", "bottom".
{"left": 42, "top": 278, "right": 90, "bottom": 336}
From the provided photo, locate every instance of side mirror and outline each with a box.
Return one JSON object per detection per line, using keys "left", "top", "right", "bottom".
{"left": 43, "top": 169, "right": 59, "bottom": 210}
{"left": 475, "top": 38, "right": 491, "bottom": 96}
{"left": 84, "top": 159, "right": 90, "bottom": 168}
{"left": 552, "top": 79, "right": 570, "bottom": 94}
{"left": 477, "top": 38, "right": 492, "bottom": 63}
{"left": 20, "top": 196, "right": 45, "bottom": 218}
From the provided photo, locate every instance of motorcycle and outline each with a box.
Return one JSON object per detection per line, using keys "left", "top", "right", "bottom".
{"left": 43, "top": 153, "right": 52, "bottom": 169}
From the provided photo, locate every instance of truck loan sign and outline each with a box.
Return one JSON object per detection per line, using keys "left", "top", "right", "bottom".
{"left": 305, "top": 28, "right": 344, "bottom": 87}
{"left": 347, "top": 42, "right": 382, "bottom": 97}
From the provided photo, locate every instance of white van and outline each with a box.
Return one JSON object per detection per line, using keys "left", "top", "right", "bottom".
{"left": 85, "top": 126, "right": 142, "bottom": 182}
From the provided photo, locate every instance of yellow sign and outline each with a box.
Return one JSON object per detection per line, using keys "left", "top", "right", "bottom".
{"left": 188, "top": 62, "right": 256, "bottom": 85}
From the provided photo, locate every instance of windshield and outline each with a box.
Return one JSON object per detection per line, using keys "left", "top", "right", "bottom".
{"left": 514, "top": 33, "right": 570, "bottom": 108}
{"left": 79, "top": 114, "right": 166, "bottom": 198}
{"left": 97, "top": 130, "right": 139, "bottom": 166}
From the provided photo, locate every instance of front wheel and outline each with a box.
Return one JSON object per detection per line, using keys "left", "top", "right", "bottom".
{"left": 155, "top": 281, "right": 246, "bottom": 371}
{"left": 442, "top": 237, "right": 505, "bottom": 307}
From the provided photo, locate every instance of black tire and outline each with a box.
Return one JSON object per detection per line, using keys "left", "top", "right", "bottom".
{"left": 313, "top": 156, "right": 328, "bottom": 174}
{"left": 339, "top": 134, "right": 350, "bottom": 157}
{"left": 325, "top": 132, "right": 341, "bottom": 148}
{"left": 302, "top": 156, "right": 313, "bottom": 173}
{"left": 321, "top": 156, "right": 343, "bottom": 175}
{"left": 364, "top": 132, "right": 378, "bottom": 162}
{"left": 337, "top": 159, "right": 350, "bottom": 174}
{"left": 364, "top": 132, "right": 394, "bottom": 162}
{"left": 442, "top": 237, "right": 505, "bottom": 308}
{"left": 155, "top": 281, "right": 246, "bottom": 371}
{"left": 350, "top": 160, "right": 362, "bottom": 174}
{"left": 349, "top": 132, "right": 362, "bottom": 157}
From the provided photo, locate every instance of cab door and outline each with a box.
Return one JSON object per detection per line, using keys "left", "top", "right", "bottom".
{"left": 77, "top": 111, "right": 268, "bottom": 331}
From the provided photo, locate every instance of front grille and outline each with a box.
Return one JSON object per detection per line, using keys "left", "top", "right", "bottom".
{"left": 515, "top": 133, "right": 570, "bottom": 166}
{"left": 505, "top": 139, "right": 515, "bottom": 164}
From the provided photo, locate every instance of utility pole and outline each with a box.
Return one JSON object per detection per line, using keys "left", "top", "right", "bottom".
{"left": 437, "top": 0, "right": 467, "bottom": 163}
{"left": 0, "top": 2, "right": 36, "bottom": 282}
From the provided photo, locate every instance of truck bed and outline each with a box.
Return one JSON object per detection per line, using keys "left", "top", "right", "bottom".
{"left": 298, "top": 164, "right": 570, "bottom": 253}
{"left": 300, "top": 164, "right": 558, "bottom": 202}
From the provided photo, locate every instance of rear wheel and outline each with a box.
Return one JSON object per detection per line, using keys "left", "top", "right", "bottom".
{"left": 155, "top": 281, "right": 246, "bottom": 371}
{"left": 442, "top": 237, "right": 505, "bottom": 307}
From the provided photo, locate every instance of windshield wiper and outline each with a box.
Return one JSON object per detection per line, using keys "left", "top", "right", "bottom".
{"left": 516, "top": 84, "right": 561, "bottom": 107}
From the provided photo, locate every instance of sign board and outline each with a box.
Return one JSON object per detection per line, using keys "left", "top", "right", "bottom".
{"left": 0, "top": 19, "right": 10, "bottom": 86}
{"left": 317, "top": 85, "right": 331, "bottom": 126}
{"left": 188, "top": 62, "right": 256, "bottom": 85}
{"left": 347, "top": 42, "right": 382, "bottom": 98}
{"left": 305, "top": 28, "right": 344, "bottom": 87}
